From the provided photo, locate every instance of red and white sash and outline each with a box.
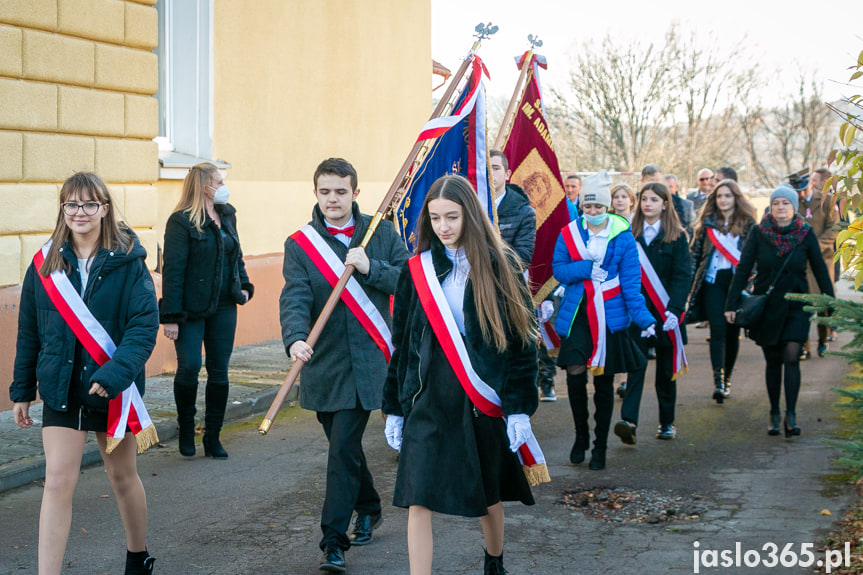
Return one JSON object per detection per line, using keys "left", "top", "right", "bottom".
{"left": 706, "top": 228, "right": 741, "bottom": 267}
{"left": 408, "top": 251, "right": 550, "bottom": 486}
{"left": 291, "top": 225, "right": 394, "bottom": 361}
{"left": 636, "top": 243, "right": 688, "bottom": 380}
{"left": 560, "top": 220, "right": 621, "bottom": 375}
{"left": 540, "top": 322, "right": 560, "bottom": 353}
{"left": 33, "top": 242, "right": 158, "bottom": 454}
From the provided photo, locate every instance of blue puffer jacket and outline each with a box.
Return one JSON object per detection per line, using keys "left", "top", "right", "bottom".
{"left": 552, "top": 214, "right": 654, "bottom": 337}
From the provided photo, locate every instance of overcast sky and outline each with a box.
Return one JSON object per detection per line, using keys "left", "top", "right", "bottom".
{"left": 431, "top": 0, "right": 861, "bottom": 107}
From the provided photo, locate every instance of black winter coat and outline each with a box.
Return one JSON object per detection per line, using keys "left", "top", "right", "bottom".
{"left": 686, "top": 214, "right": 755, "bottom": 323}
{"left": 279, "top": 202, "right": 409, "bottom": 412}
{"left": 10, "top": 234, "right": 159, "bottom": 412}
{"left": 634, "top": 227, "right": 693, "bottom": 347}
{"left": 381, "top": 239, "right": 539, "bottom": 420}
{"left": 496, "top": 183, "right": 536, "bottom": 267}
{"left": 159, "top": 203, "right": 253, "bottom": 324}
{"left": 725, "top": 224, "right": 834, "bottom": 347}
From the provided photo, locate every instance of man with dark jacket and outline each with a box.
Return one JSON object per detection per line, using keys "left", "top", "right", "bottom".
{"left": 490, "top": 150, "right": 536, "bottom": 267}
{"left": 280, "top": 158, "right": 409, "bottom": 573}
{"left": 490, "top": 150, "right": 559, "bottom": 402}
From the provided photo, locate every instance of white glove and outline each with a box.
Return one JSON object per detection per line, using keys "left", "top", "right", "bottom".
{"left": 553, "top": 285, "right": 565, "bottom": 298}
{"left": 539, "top": 300, "right": 554, "bottom": 323}
{"left": 384, "top": 415, "right": 404, "bottom": 451}
{"left": 506, "top": 413, "right": 533, "bottom": 452}
{"left": 640, "top": 324, "right": 656, "bottom": 338}
{"left": 590, "top": 263, "right": 608, "bottom": 282}
{"left": 662, "top": 311, "right": 679, "bottom": 331}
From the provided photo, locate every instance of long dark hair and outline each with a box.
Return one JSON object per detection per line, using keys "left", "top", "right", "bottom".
{"left": 692, "top": 179, "right": 756, "bottom": 238}
{"left": 416, "top": 175, "right": 538, "bottom": 351}
{"left": 631, "top": 182, "right": 683, "bottom": 243}
{"left": 40, "top": 172, "right": 131, "bottom": 277}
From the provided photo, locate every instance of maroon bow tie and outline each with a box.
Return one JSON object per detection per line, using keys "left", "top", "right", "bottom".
{"left": 327, "top": 225, "right": 354, "bottom": 238}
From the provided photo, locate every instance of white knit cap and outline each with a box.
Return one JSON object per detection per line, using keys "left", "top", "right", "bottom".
{"left": 580, "top": 170, "right": 612, "bottom": 208}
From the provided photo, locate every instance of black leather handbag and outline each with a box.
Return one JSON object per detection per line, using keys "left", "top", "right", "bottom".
{"left": 734, "top": 245, "right": 798, "bottom": 328}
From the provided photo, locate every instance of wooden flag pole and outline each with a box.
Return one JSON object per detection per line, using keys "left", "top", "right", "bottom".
{"left": 259, "top": 27, "right": 497, "bottom": 435}
{"left": 493, "top": 49, "right": 533, "bottom": 151}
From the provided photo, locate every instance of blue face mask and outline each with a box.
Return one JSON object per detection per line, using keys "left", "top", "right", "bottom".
{"left": 584, "top": 212, "right": 609, "bottom": 226}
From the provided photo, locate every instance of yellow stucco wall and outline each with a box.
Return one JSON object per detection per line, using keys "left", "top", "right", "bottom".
{"left": 207, "top": 0, "right": 431, "bottom": 256}
{"left": 0, "top": 0, "right": 160, "bottom": 286}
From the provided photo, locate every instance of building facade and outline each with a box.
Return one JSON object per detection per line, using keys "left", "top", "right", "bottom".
{"left": 0, "top": 0, "right": 431, "bottom": 411}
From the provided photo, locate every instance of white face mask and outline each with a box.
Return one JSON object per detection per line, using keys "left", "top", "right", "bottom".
{"left": 210, "top": 184, "right": 230, "bottom": 204}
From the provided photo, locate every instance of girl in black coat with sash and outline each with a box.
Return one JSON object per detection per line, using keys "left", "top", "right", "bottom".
{"left": 160, "top": 163, "right": 253, "bottom": 459}
{"left": 382, "top": 175, "right": 542, "bottom": 575}
{"left": 10, "top": 172, "right": 158, "bottom": 574}
{"left": 614, "top": 182, "right": 692, "bottom": 444}
{"left": 687, "top": 180, "right": 756, "bottom": 402}
{"left": 725, "top": 184, "right": 834, "bottom": 436}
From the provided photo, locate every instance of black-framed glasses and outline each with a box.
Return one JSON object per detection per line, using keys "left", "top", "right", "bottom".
{"left": 62, "top": 202, "right": 103, "bottom": 216}
{"left": 698, "top": 177, "right": 711, "bottom": 182}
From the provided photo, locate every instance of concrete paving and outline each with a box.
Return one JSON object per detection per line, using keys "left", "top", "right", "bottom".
{"left": 0, "top": 340, "right": 293, "bottom": 493}
{"left": 0, "top": 282, "right": 859, "bottom": 573}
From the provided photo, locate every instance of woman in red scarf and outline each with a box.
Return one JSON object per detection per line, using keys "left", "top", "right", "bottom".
{"left": 725, "top": 184, "right": 834, "bottom": 436}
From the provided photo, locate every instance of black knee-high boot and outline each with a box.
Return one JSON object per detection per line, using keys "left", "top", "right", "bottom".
{"left": 173, "top": 382, "right": 197, "bottom": 457}
{"left": 203, "top": 385, "right": 229, "bottom": 459}
{"left": 566, "top": 371, "right": 590, "bottom": 464}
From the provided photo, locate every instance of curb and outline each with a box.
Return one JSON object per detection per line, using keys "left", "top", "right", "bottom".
{"left": 0, "top": 386, "right": 293, "bottom": 494}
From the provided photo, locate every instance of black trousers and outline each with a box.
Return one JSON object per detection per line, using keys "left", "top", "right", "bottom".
{"left": 537, "top": 339, "right": 557, "bottom": 383}
{"left": 622, "top": 337, "right": 676, "bottom": 427}
{"left": 316, "top": 408, "right": 381, "bottom": 551}
{"left": 704, "top": 270, "right": 740, "bottom": 374}
{"left": 174, "top": 303, "right": 237, "bottom": 389}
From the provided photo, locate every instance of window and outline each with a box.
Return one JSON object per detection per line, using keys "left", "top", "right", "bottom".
{"left": 155, "top": 0, "right": 225, "bottom": 178}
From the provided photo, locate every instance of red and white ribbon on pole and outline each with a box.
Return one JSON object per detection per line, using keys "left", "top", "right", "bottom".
{"left": 415, "top": 55, "right": 490, "bottom": 142}
{"left": 408, "top": 251, "right": 550, "bottom": 486}
{"left": 635, "top": 243, "right": 688, "bottom": 380}
{"left": 291, "top": 226, "right": 394, "bottom": 361}
{"left": 706, "top": 228, "right": 741, "bottom": 267}
{"left": 33, "top": 242, "right": 158, "bottom": 454}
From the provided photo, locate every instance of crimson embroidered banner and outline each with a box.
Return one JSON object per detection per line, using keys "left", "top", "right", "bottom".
{"left": 502, "top": 53, "right": 570, "bottom": 302}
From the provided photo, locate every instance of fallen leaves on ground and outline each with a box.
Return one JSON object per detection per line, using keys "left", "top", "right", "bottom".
{"left": 558, "top": 486, "right": 709, "bottom": 523}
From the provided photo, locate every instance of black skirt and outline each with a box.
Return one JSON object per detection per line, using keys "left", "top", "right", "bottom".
{"left": 393, "top": 341, "right": 535, "bottom": 517}
{"left": 557, "top": 304, "right": 647, "bottom": 374}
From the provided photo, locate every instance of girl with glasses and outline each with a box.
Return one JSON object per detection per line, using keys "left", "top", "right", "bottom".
{"left": 11, "top": 172, "right": 158, "bottom": 574}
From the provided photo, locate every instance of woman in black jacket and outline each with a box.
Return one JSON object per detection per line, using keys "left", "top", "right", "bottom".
{"left": 10, "top": 172, "right": 158, "bottom": 574}
{"left": 687, "top": 180, "right": 757, "bottom": 403}
{"left": 160, "top": 163, "right": 253, "bottom": 459}
{"left": 614, "top": 182, "right": 692, "bottom": 444}
{"left": 382, "top": 175, "right": 541, "bottom": 575}
{"left": 725, "top": 184, "right": 834, "bottom": 436}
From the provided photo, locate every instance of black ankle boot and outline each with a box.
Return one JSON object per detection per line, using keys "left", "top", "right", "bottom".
{"left": 570, "top": 435, "right": 589, "bottom": 464}
{"left": 174, "top": 384, "right": 197, "bottom": 457}
{"left": 784, "top": 412, "right": 801, "bottom": 438}
{"left": 712, "top": 369, "right": 725, "bottom": 404}
{"left": 588, "top": 449, "right": 606, "bottom": 470}
{"left": 203, "top": 385, "right": 230, "bottom": 459}
{"left": 484, "top": 550, "right": 506, "bottom": 575}
{"left": 768, "top": 411, "right": 781, "bottom": 436}
{"left": 125, "top": 549, "right": 154, "bottom": 575}
{"left": 723, "top": 369, "right": 732, "bottom": 398}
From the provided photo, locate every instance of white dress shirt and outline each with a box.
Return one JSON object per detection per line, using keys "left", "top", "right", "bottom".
{"left": 642, "top": 220, "right": 661, "bottom": 246}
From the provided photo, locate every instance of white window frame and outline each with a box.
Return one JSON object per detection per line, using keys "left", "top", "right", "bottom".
{"left": 155, "top": 0, "right": 222, "bottom": 178}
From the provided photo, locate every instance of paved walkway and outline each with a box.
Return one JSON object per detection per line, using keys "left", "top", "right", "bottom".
{"left": 0, "top": 340, "right": 293, "bottom": 493}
